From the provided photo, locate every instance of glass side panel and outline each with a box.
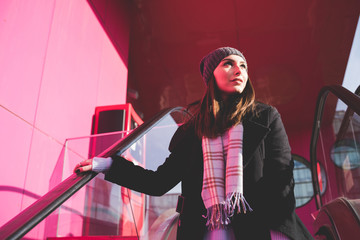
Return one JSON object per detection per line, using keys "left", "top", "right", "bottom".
{"left": 316, "top": 92, "right": 360, "bottom": 206}
{"left": 24, "top": 109, "right": 188, "bottom": 239}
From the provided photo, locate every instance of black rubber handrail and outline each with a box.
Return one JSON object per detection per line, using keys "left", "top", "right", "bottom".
{"left": 310, "top": 85, "right": 360, "bottom": 209}
{"left": 0, "top": 106, "right": 190, "bottom": 240}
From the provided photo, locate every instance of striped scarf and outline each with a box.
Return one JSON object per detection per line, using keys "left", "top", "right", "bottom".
{"left": 201, "top": 123, "right": 252, "bottom": 230}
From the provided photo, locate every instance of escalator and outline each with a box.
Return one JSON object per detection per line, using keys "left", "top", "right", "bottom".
{"left": 310, "top": 85, "right": 360, "bottom": 240}
{"left": 1, "top": 84, "right": 359, "bottom": 240}
{"left": 0, "top": 107, "right": 192, "bottom": 240}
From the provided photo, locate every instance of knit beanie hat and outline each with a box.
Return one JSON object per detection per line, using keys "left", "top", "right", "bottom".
{"left": 200, "top": 47, "right": 246, "bottom": 86}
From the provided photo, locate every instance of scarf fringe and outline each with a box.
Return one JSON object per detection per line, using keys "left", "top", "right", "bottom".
{"left": 225, "top": 192, "right": 253, "bottom": 216}
{"left": 203, "top": 192, "right": 253, "bottom": 230}
{"left": 203, "top": 203, "right": 230, "bottom": 230}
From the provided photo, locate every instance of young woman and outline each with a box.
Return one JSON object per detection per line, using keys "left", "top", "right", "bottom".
{"left": 74, "top": 47, "right": 313, "bottom": 240}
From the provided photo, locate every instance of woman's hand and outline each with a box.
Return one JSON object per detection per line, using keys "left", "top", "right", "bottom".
{"left": 74, "top": 159, "right": 93, "bottom": 173}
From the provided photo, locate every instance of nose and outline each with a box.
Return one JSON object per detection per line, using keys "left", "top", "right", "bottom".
{"left": 234, "top": 64, "right": 242, "bottom": 75}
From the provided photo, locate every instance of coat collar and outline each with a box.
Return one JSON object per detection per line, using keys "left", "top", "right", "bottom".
{"left": 242, "top": 116, "right": 270, "bottom": 167}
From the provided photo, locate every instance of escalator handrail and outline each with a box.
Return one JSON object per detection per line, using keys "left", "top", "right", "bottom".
{"left": 0, "top": 106, "right": 190, "bottom": 240}
{"left": 310, "top": 85, "right": 360, "bottom": 210}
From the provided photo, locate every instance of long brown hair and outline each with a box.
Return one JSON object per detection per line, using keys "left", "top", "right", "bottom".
{"left": 194, "top": 76, "right": 256, "bottom": 138}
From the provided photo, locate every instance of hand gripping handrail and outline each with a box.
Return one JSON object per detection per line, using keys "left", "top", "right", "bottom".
{"left": 0, "top": 106, "right": 190, "bottom": 240}
{"left": 310, "top": 85, "right": 360, "bottom": 209}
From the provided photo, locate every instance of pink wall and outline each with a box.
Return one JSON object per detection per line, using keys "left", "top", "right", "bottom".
{"left": 0, "top": 0, "right": 129, "bottom": 237}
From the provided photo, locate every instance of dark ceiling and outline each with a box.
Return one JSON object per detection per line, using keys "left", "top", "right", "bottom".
{"left": 92, "top": 0, "right": 360, "bottom": 135}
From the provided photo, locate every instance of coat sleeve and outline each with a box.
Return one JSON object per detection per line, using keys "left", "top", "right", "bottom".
{"left": 256, "top": 106, "right": 295, "bottom": 227}
{"left": 104, "top": 123, "right": 193, "bottom": 196}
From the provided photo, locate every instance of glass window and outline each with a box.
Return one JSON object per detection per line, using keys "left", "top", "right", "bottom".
{"left": 293, "top": 155, "right": 314, "bottom": 207}
{"left": 293, "top": 154, "right": 327, "bottom": 208}
{"left": 330, "top": 139, "right": 360, "bottom": 170}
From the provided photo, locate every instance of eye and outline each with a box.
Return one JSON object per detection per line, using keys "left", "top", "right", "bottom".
{"left": 240, "top": 64, "right": 247, "bottom": 69}
{"left": 223, "top": 61, "right": 233, "bottom": 66}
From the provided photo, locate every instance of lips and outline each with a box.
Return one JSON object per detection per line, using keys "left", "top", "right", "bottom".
{"left": 231, "top": 78, "right": 243, "bottom": 83}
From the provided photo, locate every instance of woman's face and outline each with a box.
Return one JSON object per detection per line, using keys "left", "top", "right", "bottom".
{"left": 213, "top": 55, "right": 248, "bottom": 99}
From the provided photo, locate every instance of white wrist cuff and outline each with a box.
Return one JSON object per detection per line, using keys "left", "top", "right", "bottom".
{"left": 92, "top": 156, "right": 113, "bottom": 173}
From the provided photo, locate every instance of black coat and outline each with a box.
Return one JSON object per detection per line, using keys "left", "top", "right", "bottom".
{"left": 105, "top": 103, "right": 313, "bottom": 240}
